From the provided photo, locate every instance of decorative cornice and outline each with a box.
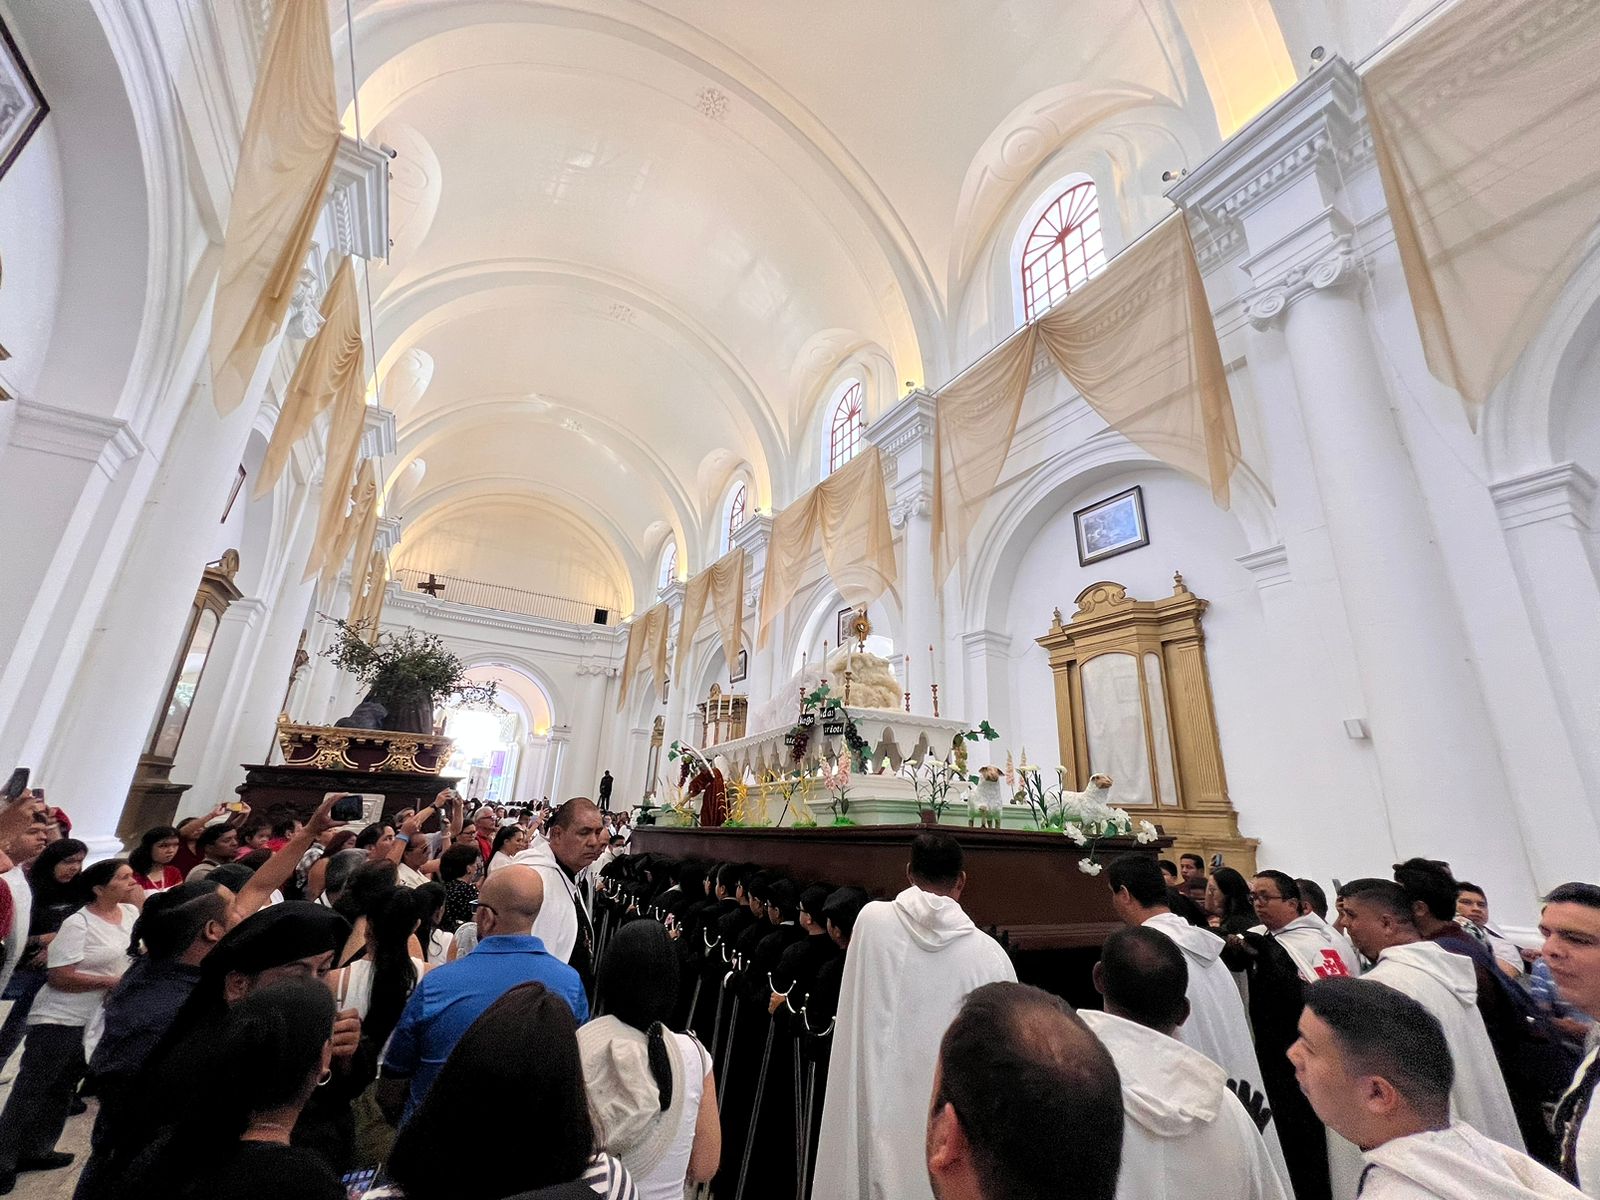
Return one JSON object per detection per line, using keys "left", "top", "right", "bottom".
{"left": 374, "top": 515, "right": 403, "bottom": 555}
{"left": 730, "top": 512, "right": 772, "bottom": 557}
{"left": 9, "top": 399, "right": 143, "bottom": 480}
{"left": 360, "top": 403, "right": 397, "bottom": 459}
{"left": 330, "top": 136, "right": 391, "bottom": 262}
{"left": 1490, "top": 463, "right": 1597, "bottom": 531}
{"left": 1236, "top": 544, "right": 1292, "bottom": 588}
{"left": 868, "top": 389, "right": 937, "bottom": 459}
{"left": 1169, "top": 58, "right": 1370, "bottom": 230}
{"left": 960, "top": 629, "right": 1012, "bottom": 656}
{"left": 386, "top": 588, "right": 630, "bottom": 645}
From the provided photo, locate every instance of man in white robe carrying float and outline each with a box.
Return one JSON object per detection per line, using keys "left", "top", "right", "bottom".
{"left": 813, "top": 831, "right": 1016, "bottom": 1200}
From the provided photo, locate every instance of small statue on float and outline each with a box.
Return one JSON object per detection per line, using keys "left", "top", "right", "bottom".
{"left": 966, "top": 765, "right": 1007, "bottom": 829}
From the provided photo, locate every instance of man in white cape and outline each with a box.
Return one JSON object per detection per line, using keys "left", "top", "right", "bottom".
{"left": 1107, "top": 854, "right": 1295, "bottom": 1196}
{"left": 1290, "top": 976, "right": 1582, "bottom": 1199}
{"left": 512, "top": 798, "right": 606, "bottom": 987}
{"left": 1087, "top": 925, "right": 1288, "bottom": 1200}
{"left": 814, "top": 832, "right": 1016, "bottom": 1200}
{"left": 1330, "top": 879, "right": 1524, "bottom": 1197}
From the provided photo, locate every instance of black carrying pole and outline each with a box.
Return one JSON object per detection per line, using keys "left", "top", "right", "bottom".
{"left": 734, "top": 1019, "right": 778, "bottom": 1200}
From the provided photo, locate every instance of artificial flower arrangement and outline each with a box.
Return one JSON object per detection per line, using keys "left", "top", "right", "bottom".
{"left": 1007, "top": 757, "right": 1159, "bottom": 873}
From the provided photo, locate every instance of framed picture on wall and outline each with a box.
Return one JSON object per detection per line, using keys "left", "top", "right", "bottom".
{"left": 1074, "top": 486, "right": 1149, "bottom": 566}
{"left": 0, "top": 18, "right": 49, "bottom": 182}
{"left": 730, "top": 649, "right": 748, "bottom": 684}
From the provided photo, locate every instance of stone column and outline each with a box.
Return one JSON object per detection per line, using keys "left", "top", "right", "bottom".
{"left": 1243, "top": 244, "right": 1536, "bottom": 898}
{"left": 870, "top": 391, "right": 942, "bottom": 706}
{"left": 959, "top": 630, "right": 1012, "bottom": 747}
{"left": 1490, "top": 465, "right": 1600, "bottom": 801}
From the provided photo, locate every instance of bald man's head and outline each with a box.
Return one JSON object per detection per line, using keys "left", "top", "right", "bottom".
{"left": 476, "top": 865, "right": 544, "bottom": 936}
{"left": 548, "top": 798, "right": 606, "bottom": 874}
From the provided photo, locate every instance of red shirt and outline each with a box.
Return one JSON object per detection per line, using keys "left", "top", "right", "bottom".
{"left": 135, "top": 865, "right": 185, "bottom": 892}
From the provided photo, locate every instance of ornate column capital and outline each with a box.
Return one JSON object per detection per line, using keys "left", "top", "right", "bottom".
{"left": 284, "top": 267, "right": 327, "bottom": 340}
{"left": 331, "top": 135, "right": 391, "bottom": 262}
{"left": 868, "top": 389, "right": 938, "bottom": 458}
{"left": 889, "top": 489, "right": 931, "bottom": 530}
{"left": 1242, "top": 233, "right": 1366, "bottom": 330}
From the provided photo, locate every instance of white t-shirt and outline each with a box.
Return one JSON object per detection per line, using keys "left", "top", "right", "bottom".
{"left": 29, "top": 903, "right": 139, "bottom": 1027}
{"left": 395, "top": 862, "right": 428, "bottom": 889}
{"left": 0, "top": 864, "right": 34, "bottom": 997}
{"left": 631, "top": 1033, "right": 710, "bottom": 1200}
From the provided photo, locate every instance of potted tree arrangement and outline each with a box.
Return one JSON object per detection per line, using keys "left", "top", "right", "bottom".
{"left": 320, "top": 617, "right": 496, "bottom": 734}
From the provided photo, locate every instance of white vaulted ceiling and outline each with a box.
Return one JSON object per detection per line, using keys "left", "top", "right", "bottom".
{"left": 341, "top": 0, "right": 1316, "bottom": 615}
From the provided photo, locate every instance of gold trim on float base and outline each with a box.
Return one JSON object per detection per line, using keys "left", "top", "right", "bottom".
{"left": 274, "top": 716, "right": 454, "bottom": 776}
{"left": 1036, "top": 573, "right": 1257, "bottom": 875}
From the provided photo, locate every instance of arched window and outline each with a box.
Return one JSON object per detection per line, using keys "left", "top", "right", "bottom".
{"left": 658, "top": 540, "right": 678, "bottom": 591}
{"left": 828, "top": 382, "right": 866, "bottom": 473}
{"left": 1020, "top": 181, "right": 1106, "bottom": 322}
{"left": 724, "top": 484, "right": 748, "bottom": 551}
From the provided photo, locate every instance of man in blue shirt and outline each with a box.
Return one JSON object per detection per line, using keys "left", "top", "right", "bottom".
{"left": 378, "top": 866, "right": 586, "bottom": 1124}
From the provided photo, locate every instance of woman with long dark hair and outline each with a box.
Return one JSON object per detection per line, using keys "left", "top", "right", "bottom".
{"left": 368, "top": 982, "right": 637, "bottom": 1199}
{"left": 0, "top": 837, "right": 87, "bottom": 1065}
{"left": 0, "top": 858, "right": 142, "bottom": 1192}
{"left": 1206, "top": 866, "right": 1257, "bottom": 935}
{"left": 580, "top": 921, "right": 719, "bottom": 1199}
{"left": 129, "top": 827, "right": 184, "bottom": 892}
{"left": 127, "top": 976, "right": 344, "bottom": 1199}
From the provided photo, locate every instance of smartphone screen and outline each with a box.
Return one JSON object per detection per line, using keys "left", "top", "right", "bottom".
{"left": 1, "top": 767, "right": 28, "bottom": 803}
{"left": 340, "top": 1166, "right": 377, "bottom": 1198}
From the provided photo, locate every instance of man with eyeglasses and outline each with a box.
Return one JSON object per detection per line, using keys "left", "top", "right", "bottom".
{"left": 1233, "top": 871, "right": 1360, "bottom": 1200}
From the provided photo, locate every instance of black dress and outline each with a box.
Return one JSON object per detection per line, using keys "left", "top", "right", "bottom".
{"left": 178, "top": 1141, "right": 345, "bottom": 1200}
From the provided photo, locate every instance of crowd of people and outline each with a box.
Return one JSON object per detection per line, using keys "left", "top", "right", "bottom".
{"left": 0, "top": 782, "right": 1598, "bottom": 1200}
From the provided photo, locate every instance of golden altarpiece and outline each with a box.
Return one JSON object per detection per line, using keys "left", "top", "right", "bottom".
{"left": 1037, "top": 574, "right": 1256, "bottom": 874}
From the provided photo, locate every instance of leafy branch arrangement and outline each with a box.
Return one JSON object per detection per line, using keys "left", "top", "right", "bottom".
{"left": 320, "top": 617, "right": 497, "bottom": 707}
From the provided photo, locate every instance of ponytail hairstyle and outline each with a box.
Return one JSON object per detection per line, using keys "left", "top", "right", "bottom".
{"left": 364, "top": 887, "right": 423, "bottom": 1048}
{"left": 596, "top": 920, "right": 680, "bottom": 1110}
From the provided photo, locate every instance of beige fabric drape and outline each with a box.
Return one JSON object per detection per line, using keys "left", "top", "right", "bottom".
{"left": 930, "top": 325, "right": 1039, "bottom": 588}
{"left": 255, "top": 257, "right": 363, "bottom": 498}
{"left": 758, "top": 446, "right": 896, "bottom": 647}
{"left": 617, "top": 603, "right": 671, "bottom": 711}
{"left": 1363, "top": 0, "right": 1600, "bottom": 424}
{"left": 347, "top": 547, "right": 389, "bottom": 641}
{"left": 211, "top": 0, "right": 340, "bottom": 415}
{"left": 931, "top": 216, "right": 1238, "bottom": 584}
{"left": 310, "top": 458, "right": 378, "bottom": 585}
{"left": 677, "top": 548, "right": 746, "bottom": 677}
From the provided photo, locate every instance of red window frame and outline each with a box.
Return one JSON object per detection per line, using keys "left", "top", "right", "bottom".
{"left": 1020, "top": 181, "right": 1106, "bottom": 322}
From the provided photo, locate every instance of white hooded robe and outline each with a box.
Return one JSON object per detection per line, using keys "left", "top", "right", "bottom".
{"left": 1081, "top": 1009, "right": 1288, "bottom": 1200}
{"left": 1327, "top": 941, "right": 1525, "bottom": 1199}
{"left": 812, "top": 885, "right": 1016, "bottom": 1200}
{"left": 512, "top": 836, "right": 589, "bottom": 964}
{"left": 1142, "top": 912, "right": 1295, "bottom": 1195}
{"left": 1357, "top": 1124, "right": 1584, "bottom": 1198}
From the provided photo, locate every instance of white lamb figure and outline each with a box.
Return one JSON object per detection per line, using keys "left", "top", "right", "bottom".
{"left": 966, "top": 766, "right": 1008, "bottom": 829}
{"left": 1047, "top": 773, "right": 1114, "bottom": 827}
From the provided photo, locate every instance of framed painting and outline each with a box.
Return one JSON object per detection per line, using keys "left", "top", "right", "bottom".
{"left": 1074, "top": 486, "right": 1149, "bottom": 567}
{"left": 0, "top": 18, "right": 48, "bottom": 182}
{"left": 729, "top": 649, "right": 748, "bottom": 684}
{"left": 836, "top": 607, "right": 856, "bottom": 650}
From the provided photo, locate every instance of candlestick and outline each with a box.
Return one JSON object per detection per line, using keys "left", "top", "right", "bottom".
{"left": 904, "top": 691, "right": 911, "bottom": 713}
{"left": 931, "top": 682, "right": 941, "bottom": 718}
{"left": 844, "top": 670, "right": 853, "bottom": 706}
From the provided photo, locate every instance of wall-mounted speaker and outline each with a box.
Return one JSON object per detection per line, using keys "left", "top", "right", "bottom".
{"left": 593, "top": 608, "right": 610, "bottom": 625}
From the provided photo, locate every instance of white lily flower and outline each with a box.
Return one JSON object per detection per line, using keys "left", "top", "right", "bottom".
{"left": 1063, "top": 824, "right": 1089, "bottom": 846}
{"left": 1077, "top": 858, "right": 1103, "bottom": 876}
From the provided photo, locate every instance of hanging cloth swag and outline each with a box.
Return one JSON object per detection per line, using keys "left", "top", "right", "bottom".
{"left": 757, "top": 445, "right": 897, "bottom": 647}
{"left": 313, "top": 458, "right": 378, "bottom": 588}
{"left": 930, "top": 215, "right": 1238, "bottom": 585}
{"left": 677, "top": 548, "right": 746, "bottom": 678}
{"left": 1362, "top": 0, "right": 1600, "bottom": 425}
{"left": 210, "top": 0, "right": 340, "bottom": 415}
{"left": 617, "top": 603, "right": 671, "bottom": 711}
{"left": 256, "top": 256, "right": 366, "bottom": 502}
